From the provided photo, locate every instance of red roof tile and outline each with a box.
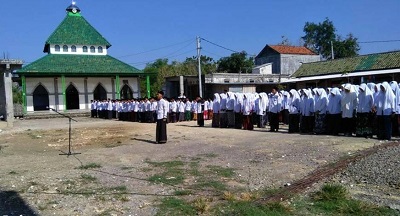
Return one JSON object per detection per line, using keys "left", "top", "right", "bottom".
{"left": 269, "top": 45, "right": 317, "bottom": 55}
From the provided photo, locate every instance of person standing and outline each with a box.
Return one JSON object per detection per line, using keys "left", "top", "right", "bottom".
{"left": 374, "top": 82, "right": 396, "bottom": 140}
{"left": 269, "top": 87, "right": 282, "bottom": 132}
{"left": 196, "top": 97, "right": 205, "bottom": 127}
{"left": 156, "top": 91, "right": 168, "bottom": 144}
{"left": 242, "top": 93, "right": 254, "bottom": 130}
{"left": 212, "top": 94, "right": 221, "bottom": 127}
{"left": 185, "top": 99, "right": 192, "bottom": 121}
{"left": 288, "top": 89, "right": 301, "bottom": 133}
{"left": 355, "top": 84, "right": 374, "bottom": 137}
{"left": 314, "top": 88, "right": 328, "bottom": 134}
{"left": 341, "top": 84, "right": 358, "bottom": 136}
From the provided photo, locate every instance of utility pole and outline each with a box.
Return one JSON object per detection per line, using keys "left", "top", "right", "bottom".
{"left": 197, "top": 36, "right": 203, "bottom": 98}
{"left": 331, "top": 41, "right": 335, "bottom": 60}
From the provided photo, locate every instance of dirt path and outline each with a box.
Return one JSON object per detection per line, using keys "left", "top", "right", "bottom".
{"left": 0, "top": 117, "right": 385, "bottom": 215}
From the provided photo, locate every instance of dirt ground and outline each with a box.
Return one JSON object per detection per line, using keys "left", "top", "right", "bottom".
{"left": 0, "top": 117, "right": 389, "bottom": 215}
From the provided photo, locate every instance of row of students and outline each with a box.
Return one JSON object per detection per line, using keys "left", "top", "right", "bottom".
{"left": 209, "top": 81, "right": 399, "bottom": 140}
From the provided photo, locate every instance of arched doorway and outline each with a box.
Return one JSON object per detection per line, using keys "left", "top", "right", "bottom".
{"left": 120, "top": 84, "right": 133, "bottom": 99}
{"left": 33, "top": 84, "right": 49, "bottom": 111}
{"left": 93, "top": 84, "right": 107, "bottom": 100}
{"left": 66, "top": 84, "right": 79, "bottom": 110}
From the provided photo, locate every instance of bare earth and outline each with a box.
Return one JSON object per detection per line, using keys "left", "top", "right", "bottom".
{"left": 0, "top": 117, "right": 392, "bottom": 215}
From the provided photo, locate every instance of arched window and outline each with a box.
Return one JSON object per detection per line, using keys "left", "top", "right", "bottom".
{"left": 55, "top": 45, "right": 60, "bottom": 52}
{"left": 90, "top": 46, "right": 96, "bottom": 53}
{"left": 63, "top": 45, "right": 68, "bottom": 52}
{"left": 71, "top": 45, "right": 77, "bottom": 52}
{"left": 98, "top": 46, "right": 103, "bottom": 53}
{"left": 83, "top": 46, "right": 88, "bottom": 52}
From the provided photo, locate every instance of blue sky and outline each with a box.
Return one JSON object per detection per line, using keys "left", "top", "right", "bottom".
{"left": 1, "top": 0, "right": 399, "bottom": 69}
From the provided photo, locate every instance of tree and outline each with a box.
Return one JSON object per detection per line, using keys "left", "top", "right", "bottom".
{"left": 217, "top": 51, "right": 254, "bottom": 73}
{"left": 278, "top": 35, "right": 292, "bottom": 46}
{"left": 302, "top": 18, "right": 359, "bottom": 59}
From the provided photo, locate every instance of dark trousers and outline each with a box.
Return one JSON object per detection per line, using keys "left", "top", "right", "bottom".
{"left": 235, "top": 113, "right": 243, "bottom": 129}
{"left": 156, "top": 119, "right": 167, "bottom": 143}
{"left": 392, "top": 114, "right": 399, "bottom": 137}
{"left": 269, "top": 112, "right": 279, "bottom": 131}
{"left": 342, "top": 117, "right": 354, "bottom": 135}
{"left": 289, "top": 114, "right": 300, "bottom": 133}
{"left": 378, "top": 115, "right": 392, "bottom": 140}
{"left": 282, "top": 109, "right": 289, "bottom": 125}
{"left": 197, "top": 113, "right": 204, "bottom": 126}
{"left": 300, "top": 115, "right": 314, "bottom": 133}
{"left": 108, "top": 111, "right": 113, "bottom": 119}
{"left": 326, "top": 114, "right": 341, "bottom": 135}
{"left": 91, "top": 110, "right": 96, "bottom": 118}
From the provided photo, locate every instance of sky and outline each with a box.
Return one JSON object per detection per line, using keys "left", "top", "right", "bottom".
{"left": 1, "top": 0, "right": 399, "bottom": 69}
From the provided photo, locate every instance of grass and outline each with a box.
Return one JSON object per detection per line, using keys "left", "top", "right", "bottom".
{"left": 156, "top": 197, "right": 197, "bottom": 216}
{"left": 78, "top": 163, "right": 102, "bottom": 169}
{"left": 8, "top": 170, "right": 18, "bottom": 175}
{"left": 147, "top": 160, "right": 186, "bottom": 185}
{"left": 207, "top": 165, "right": 235, "bottom": 178}
{"left": 81, "top": 174, "right": 97, "bottom": 182}
{"left": 174, "top": 190, "right": 193, "bottom": 196}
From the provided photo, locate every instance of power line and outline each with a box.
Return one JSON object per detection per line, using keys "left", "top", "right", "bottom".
{"left": 200, "top": 37, "right": 240, "bottom": 53}
{"left": 359, "top": 39, "right": 400, "bottom": 44}
{"left": 128, "top": 49, "right": 196, "bottom": 66}
{"left": 117, "top": 38, "right": 195, "bottom": 58}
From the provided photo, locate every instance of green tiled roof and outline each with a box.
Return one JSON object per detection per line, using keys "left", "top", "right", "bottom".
{"left": 17, "top": 54, "right": 141, "bottom": 76}
{"left": 292, "top": 51, "right": 400, "bottom": 78}
{"left": 44, "top": 12, "right": 111, "bottom": 52}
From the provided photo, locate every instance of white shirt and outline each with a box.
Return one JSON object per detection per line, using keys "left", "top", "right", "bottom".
{"left": 157, "top": 98, "right": 168, "bottom": 119}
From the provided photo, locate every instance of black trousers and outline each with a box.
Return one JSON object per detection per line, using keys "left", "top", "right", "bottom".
{"left": 197, "top": 113, "right": 204, "bottom": 127}
{"left": 326, "top": 114, "right": 341, "bottom": 135}
{"left": 156, "top": 119, "right": 167, "bottom": 143}
{"left": 289, "top": 114, "right": 300, "bottom": 133}
{"left": 269, "top": 112, "right": 279, "bottom": 131}
{"left": 378, "top": 115, "right": 392, "bottom": 140}
{"left": 342, "top": 117, "right": 354, "bottom": 135}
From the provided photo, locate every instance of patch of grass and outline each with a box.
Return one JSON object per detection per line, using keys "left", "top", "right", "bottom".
{"left": 8, "top": 171, "right": 18, "bottom": 175}
{"left": 307, "top": 184, "right": 398, "bottom": 215}
{"left": 207, "top": 165, "right": 235, "bottom": 178}
{"left": 148, "top": 173, "right": 185, "bottom": 185}
{"left": 81, "top": 174, "right": 97, "bottom": 182}
{"left": 120, "top": 166, "right": 134, "bottom": 170}
{"left": 146, "top": 160, "right": 185, "bottom": 168}
{"left": 174, "top": 190, "right": 193, "bottom": 196}
{"left": 213, "top": 201, "right": 290, "bottom": 216}
{"left": 198, "top": 153, "right": 218, "bottom": 158}
{"left": 195, "top": 180, "right": 226, "bottom": 191}
{"left": 192, "top": 197, "right": 211, "bottom": 214}
{"left": 140, "top": 167, "right": 153, "bottom": 172}
{"left": 109, "top": 185, "right": 127, "bottom": 192}
{"left": 78, "top": 163, "right": 102, "bottom": 170}
{"left": 156, "top": 197, "right": 197, "bottom": 216}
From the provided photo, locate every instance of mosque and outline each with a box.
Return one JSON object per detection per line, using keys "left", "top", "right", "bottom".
{"left": 17, "top": 2, "right": 147, "bottom": 112}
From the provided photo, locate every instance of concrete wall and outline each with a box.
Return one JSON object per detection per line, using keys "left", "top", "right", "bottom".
{"left": 280, "top": 54, "right": 320, "bottom": 75}
{"left": 255, "top": 54, "right": 281, "bottom": 74}
{"left": 26, "top": 76, "right": 139, "bottom": 112}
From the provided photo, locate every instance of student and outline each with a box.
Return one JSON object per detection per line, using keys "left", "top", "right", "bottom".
{"left": 288, "top": 89, "right": 301, "bottom": 133}
{"left": 156, "top": 91, "right": 168, "bottom": 144}
{"left": 90, "top": 100, "right": 97, "bottom": 118}
{"left": 178, "top": 99, "right": 185, "bottom": 122}
{"left": 185, "top": 99, "right": 192, "bottom": 121}
{"left": 226, "top": 92, "right": 235, "bottom": 128}
{"left": 341, "top": 84, "right": 358, "bottom": 136}
{"left": 203, "top": 99, "right": 209, "bottom": 120}
{"left": 219, "top": 92, "right": 228, "bottom": 128}
{"left": 326, "top": 88, "right": 342, "bottom": 135}
{"left": 390, "top": 81, "right": 400, "bottom": 137}
{"left": 281, "top": 91, "right": 290, "bottom": 125}
{"left": 242, "top": 93, "right": 254, "bottom": 130}
{"left": 269, "top": 86, "right": 282, "bottom": 132}
{"left": 374, "top": 82, "right": 396, "bottom": 140}
{"left": 196, "top": 97, "right": 205, "bottom": 127}
{"left": 300, "top": 89, "right": 315, "bottom": 134}
{"left": 212, "top": 94, "right": 221, "bottom": 128}
{"left": 208, "top": 99, "right": 214, "bottom": 120}
{"left": 356, "top": 83, "right": 374, "bottom": 137}
{"left": 234, "top": 93, "right": 243, "bottom": 129}
{"left": 169, "top": 98, "right": 177, "bottom": 123}
{"left": 314, "top": 88, "right": 328, "bottom": 134}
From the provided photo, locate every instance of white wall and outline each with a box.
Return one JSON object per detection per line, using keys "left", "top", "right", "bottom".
{"left": 26, "top": 76, "right": 140, "bottom": 112}
{"left": 49, "top": 44, "right": 107, "bottom": 55}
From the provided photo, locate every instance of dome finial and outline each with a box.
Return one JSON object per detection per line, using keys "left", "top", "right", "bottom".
{"left": 66, "top": 1, "right": 81, "bottom": 14}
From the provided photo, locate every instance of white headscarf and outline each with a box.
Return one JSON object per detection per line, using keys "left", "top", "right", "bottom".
{"left": 213, "top": 93, "right": 221, "bottom": 112}
{"left": 314, "top": 88, "right": 328, "bottom": 113}
{"left": 390, "top": 81, "right": 400, "bottom": 113}
{"left": 375, "top": 82, "right": 396, "bottom": 115}
{"left": 357, "top": 83, "right": 374, "bottom": 113}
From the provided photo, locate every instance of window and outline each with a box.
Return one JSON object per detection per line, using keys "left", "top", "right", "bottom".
{"left": 71, "top": 45, "right": 77, "bottom": 52}
{"left": 63, "top": 45, "right": 68, "bottom": 52}
{"left": 98, "top": 46, "right": 103, "bottom": 53}
{"left": 55, "top": 45, "right": 60, "bottom": 52}
{"left": 224, "top": 79, "right": 230, "bottom": 83}
{"left": 83, "top": 46, "right": 88, "bottom": 52}
{"left": 90, "top": 46, "right": 95, "bottom": 53}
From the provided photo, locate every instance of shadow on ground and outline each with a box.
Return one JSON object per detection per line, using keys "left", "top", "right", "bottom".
{"left": 0, "top": 190, "right": 38, "bottom": 215}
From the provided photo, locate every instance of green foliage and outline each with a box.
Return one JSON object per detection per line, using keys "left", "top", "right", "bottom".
{"left": 78, "top": 163, "right": 102, "bottom": 169}
{"left": 217, "top": 51, "right": 254, "bottom": 73}
{"left": 214, "top": 201, "right": 290, "bottom": 216}
{"left": 206, "top": 165, "right": 235, "bottom": 178}
{"left": 12, "top": 85, "right": 23, "bottom": 104}
{"left": 302, "top": 18, "right": 359, "bottom": 59}
{"left": 311, "top": 184, "right": 347, "bottom": 201}
{"left": 156, "top": 198, "right": 197, "bottom": 216}
{"left": 140, "top": 56, "right": 217, "bottom": 97}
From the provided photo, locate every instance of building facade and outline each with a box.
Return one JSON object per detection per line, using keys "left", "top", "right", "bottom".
{"left": 17, "top": 3, "right": 146, "bottom": 112}
{"left": 255, "top": 45, "right": 320, "bottom": 75}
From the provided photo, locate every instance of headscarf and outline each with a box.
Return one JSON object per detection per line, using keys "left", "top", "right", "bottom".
{"left": 289, "top": 89, "right": 300, "bottom": 114}
{"left": 314, "top": 88, "right": 328, "bottom": 113}
{"left": 357, "top": 83, "right": 374, "bottom": 113}
{"left": 390, "top": 81, "right": 400, "bottom": 113}
{"left": 375, "top": 82, "right": 396, "bottom": 115}
{"left": 327, "top": 87, "right": 342, "bottom": 114}
{"left": 213, "top": 93, "right": 221, "bottom": 112}
{"left": 234, "top": 93, "right": 243, "bottom": 113}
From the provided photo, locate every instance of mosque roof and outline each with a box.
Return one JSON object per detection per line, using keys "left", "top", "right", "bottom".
{"left": 43, "top": 4, "right": 111, "bottom": 53}
{"left": 17, "top": 54, "right": 141, "bottom": 76}
{"left": 292, "top": 51, "right": 400, "bottom": 78}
